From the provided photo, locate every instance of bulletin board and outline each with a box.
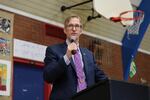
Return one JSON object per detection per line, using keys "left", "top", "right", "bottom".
{"left": 0, "top": 10, "right": 14, "bottom": 100}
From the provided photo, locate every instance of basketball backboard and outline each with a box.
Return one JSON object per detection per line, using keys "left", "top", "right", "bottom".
{"left": 130, "top": 0, "right": 142, "bottom": 7}
{"left": 93, "top": 0, "right": 134, "bottom": 26}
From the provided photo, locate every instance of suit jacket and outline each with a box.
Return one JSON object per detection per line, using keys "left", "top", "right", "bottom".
{"left": 43, "top": 42, "right": 107, "bottom": 100}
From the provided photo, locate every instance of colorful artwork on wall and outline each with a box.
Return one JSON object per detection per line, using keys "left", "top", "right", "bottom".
{"left": 0, "top": 10, "right": 14, "bottom": 97}
{"left": 0, "top": 37, "right": 10, "bottom": 57}
{"left": 0, "top": 60, "right": 11, "bottom": 96}
{"left": 0, "top": 17, "right": 11, "bottom": 34}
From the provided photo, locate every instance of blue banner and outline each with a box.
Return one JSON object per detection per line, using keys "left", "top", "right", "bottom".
{"left": 122, "top": 0, "right": 150, "bottom": 80}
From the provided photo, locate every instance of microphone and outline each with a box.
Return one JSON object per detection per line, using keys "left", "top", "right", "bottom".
{"left": 70, "top": 39, "right": 77, "bottom": 55}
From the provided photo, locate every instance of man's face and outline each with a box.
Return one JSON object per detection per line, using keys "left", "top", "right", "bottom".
{"left": 64, "top": 17, "right": 82, "bottom": 41}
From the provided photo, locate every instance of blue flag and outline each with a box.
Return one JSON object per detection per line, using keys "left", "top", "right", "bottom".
{"left": 122, "top": 0, "right": 150, "bottom": 80}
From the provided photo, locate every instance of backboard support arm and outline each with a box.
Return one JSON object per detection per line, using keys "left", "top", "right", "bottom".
{"left": 61, "top": 0, "right": 92, "bottom": 12}
{"left": 60, "top": 0, "right": 101, "bottom": 21}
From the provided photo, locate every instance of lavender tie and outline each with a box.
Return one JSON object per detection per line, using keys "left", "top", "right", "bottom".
{"left": 74, "top": 49, "right": 87, "bottom": 92}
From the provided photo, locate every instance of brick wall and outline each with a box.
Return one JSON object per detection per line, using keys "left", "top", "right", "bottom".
{"left": 14, "top": 14, "right": 64, "bottom": 46}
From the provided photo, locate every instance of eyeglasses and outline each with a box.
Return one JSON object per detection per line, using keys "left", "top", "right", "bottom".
{"left": 66, "top": 24, "right": 82, "bottom": 30}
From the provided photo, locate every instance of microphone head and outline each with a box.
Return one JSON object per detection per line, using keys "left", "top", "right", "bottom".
{"left": 70, "top": 36, "right": 77, "bottom": 55}
{"left": 70, "top": 36, "right": 76, "bottom": 43}
{"left": 70, "top": 39, "right": 74, "bottom": 43}
{"left": 71, "top": 50, "right": 77, "bottom": 55}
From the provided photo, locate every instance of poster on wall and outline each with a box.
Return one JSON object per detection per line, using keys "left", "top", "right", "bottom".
{"left": 0, "top": 10, "right": 14, "bottom": 96}
{"left": 0, "top": 37, "right": 11, "bottom": 59}
{"left": 0, "top": 59, "right": 11, "bottom": 96}
{"left": 0, "top": 12, "right": 13, "bottom": 60}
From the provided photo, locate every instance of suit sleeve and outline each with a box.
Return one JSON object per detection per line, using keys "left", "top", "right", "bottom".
{"left": 43, "top": 46, "right": 68, "bottom": 83}
{"left": 90, "top": 51, "right": 108, "bottom": 82}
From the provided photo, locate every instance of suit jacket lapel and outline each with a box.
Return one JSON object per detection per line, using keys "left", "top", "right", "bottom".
{"left": 70, "top": 58, "right": 76, "bottom": 72}
{"left": 61, "top": 42, "right": 67, "bottom": 56}
{"left": 80, "top": 48, "right": 89, "bottom": 78}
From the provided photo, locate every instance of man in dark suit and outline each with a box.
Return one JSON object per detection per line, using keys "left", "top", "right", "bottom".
{"left": 43, "top": 15, "right": 108, "bottom": 100}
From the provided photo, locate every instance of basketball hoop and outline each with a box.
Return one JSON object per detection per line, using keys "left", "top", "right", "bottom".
{"left": 110, "top": 10, "right": 144, "bottom": 35}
